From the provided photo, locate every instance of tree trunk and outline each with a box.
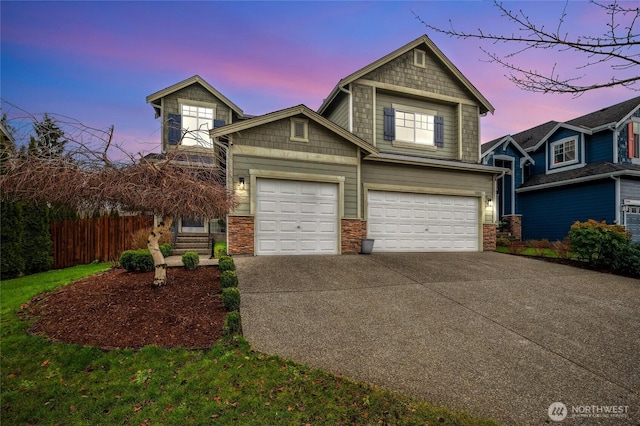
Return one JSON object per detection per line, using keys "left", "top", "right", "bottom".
{"left": 148, "top": 217, "right": 173, "bottom": 287}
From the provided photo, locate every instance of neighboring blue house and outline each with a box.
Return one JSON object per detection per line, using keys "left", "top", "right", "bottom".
{"left": 482, "top": 96, "right": 640, "bottom": 243}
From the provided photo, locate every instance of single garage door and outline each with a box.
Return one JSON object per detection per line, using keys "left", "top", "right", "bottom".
{"left": 256, "top": 179, "right": 339, "bottom": 255}
{"left": 367, "top": 191, "right": 478, "bottom": 252}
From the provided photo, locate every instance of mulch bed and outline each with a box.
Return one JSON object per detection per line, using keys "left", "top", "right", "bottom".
{"left": 22, "top": 267, "right": 227, "bottom": 350}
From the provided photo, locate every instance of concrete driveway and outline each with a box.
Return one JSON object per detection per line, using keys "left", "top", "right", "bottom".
{"left": 235, "top": 252, "right": 640, "bottom": 425}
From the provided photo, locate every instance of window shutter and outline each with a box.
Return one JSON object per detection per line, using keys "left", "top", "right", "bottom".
{"left": 383, "top": 107, "right": 395, "bottom": 141}
{"left": 213, "top": 119, "right": 226, "bottom": 128}
{"left": 167, "top": 113, "right": 181, "bottom": 145}
{"left": 434, "top": 116, "right": 444, "bottom": 148}
{"left": 629, "top": 122, "right": 635, "bottom": 159}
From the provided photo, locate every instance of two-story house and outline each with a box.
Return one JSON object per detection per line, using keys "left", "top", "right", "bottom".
{"left": 482, "top": 96, "right": 640, "bottom": 243}
{"left": 148, "top": 35, "right": 506, "bottom": 255}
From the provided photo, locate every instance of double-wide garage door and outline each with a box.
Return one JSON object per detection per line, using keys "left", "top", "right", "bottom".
{"left": 256, "top": 179, "right": 339, "bottom": 255}
{"left": 368, "top": 190, "right": 479, "bottom": 252}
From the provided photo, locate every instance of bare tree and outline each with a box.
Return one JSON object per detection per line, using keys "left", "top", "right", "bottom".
{"left": 415, "top": 1, "right": 640, "bottom": 95}
{"left": 0, "top": 101, "right": 237, "bottom": 286}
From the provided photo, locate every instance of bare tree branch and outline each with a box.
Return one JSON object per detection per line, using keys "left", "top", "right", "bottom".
{"left": 414, "top": 0, "right": 640, "bottom": 95}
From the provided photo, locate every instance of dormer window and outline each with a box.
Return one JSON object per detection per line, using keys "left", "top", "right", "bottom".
{"left": 414, "top": 49, "right": 426, "bottom": 68}
{"left": 551, "top": 137, "right": 578, "bottom": 167}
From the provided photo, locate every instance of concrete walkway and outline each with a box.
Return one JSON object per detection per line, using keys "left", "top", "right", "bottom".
{"left": 236, "top": 252, "right": 640, "bottom": 425}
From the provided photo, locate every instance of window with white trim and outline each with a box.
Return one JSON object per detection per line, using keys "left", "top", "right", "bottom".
{"left": 181, "top": 104, "right": 214, "bottom": 147}
{"left": 395, "top": 109, "right": 435, "bottom": 145}
{"left": 290, "top": 118, "right": 308, "bottom": 142}
{"left": 551, "top": 137, "right": 577, "bottom": 166}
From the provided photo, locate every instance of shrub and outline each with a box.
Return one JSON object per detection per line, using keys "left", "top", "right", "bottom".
{"left": 568, "top": 219, "right": 631, "bottom": 267}
{"left": 552, "top": 240, "right": 572, "bottom": 260}
{"left": 220, "top": 270, "right": 239, "bottom": 288}
{"left": 529, "top": 239, "right": 553, "bottom": 257}
{"left": 496, "top": 236, "right": 511, "bottom": 247}
{"left": 223, "top": 311, "right": 242, "bottom": 335}
{"left": 182, "top": 251, "right": 200, "bottom": 270}
{"left": 222, "top": 287, "right": 241, "bottom": 311}
{"left": 130, "top": 227, "right": 173, "bottom": 250}
{"left": 214, "top": 242, "right": 227, "bottom": 259}
{"left": 613, "top": 243, "right": 640, "bottom": 277}
{"left": 159, "top": 243, "right": 173, "bottom": 258}
{"left": 507, "top": 241, "right": 526, "bottom": 255}
{"left": 218, "top": 256, "right": 235, "bottom": 272}
{"left": 119, "top": 249, "right": 154, "bottom": 272}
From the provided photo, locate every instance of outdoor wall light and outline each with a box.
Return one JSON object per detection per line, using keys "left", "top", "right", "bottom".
{"left": 486, "top": 197, "right": 493, "bottom": 207}
{"left": 239, "top": 177, "right": 245, "bottom": 190}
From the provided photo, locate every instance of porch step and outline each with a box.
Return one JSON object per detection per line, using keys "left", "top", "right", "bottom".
{"left": 173, "top": 233, "right": 211, "bottom": 256}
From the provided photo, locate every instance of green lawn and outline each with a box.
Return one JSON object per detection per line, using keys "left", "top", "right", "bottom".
{"left": 1, "top": 264, "right": 498, "bottom": 425}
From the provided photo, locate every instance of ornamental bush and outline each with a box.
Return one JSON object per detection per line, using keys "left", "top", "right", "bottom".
{"left": 182, "top": 251, "right": 199, "bottom": 270}
{"left": 1, "top": 201, "right": 25, "bottom": 279}
{"left": 220, "top": 270, "right": 238, "bottom": 288}
{"left": 21, "top": 203, "right": 54, "bottom": 274}
{"left": 222, "top": 287, "right": 241, "bottom": 311}
{"left": 214, "top": 242, "right": 227, "bottom": 259}
{"left": 568, "top": 220, "right": 631, "bottom": 268}
{"left": 159, "top": 243, "right": 173, "bottom": 258}
{"left": 223, "top": 311, "right": 242, "bottom": 335}
{"left": 218, "top": 256, "right": 235, "bottom": 272}
{"left": 119, "top": 249, "right": 154, "bottom": 272}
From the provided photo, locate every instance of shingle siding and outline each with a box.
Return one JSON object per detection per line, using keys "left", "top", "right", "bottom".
{"left": 161, "top": 83, "right": 232, "bottom": 150}
{"left": 362, "top": 50, "right": 472, "bottom": 101}
{"left": 352, "top": 84, "right": 374, "bottom": 144}
{"left": 374, "top": 92, "right": 458, "bottom": 160}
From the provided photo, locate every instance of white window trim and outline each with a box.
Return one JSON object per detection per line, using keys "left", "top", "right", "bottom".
{"left": 178, "top": 100, "right": 216, "bottom": 148}
{"left": 391, "top": 103, "right": 438, "bottom": 149}
{"left": 290, "top": 117, "right": 309, "bottom": 142}
{"left": 414, "top": 49, "right": 426, "bottom": 68}
{"left": 548, "top": 136, "right": 580, "bottom": 170}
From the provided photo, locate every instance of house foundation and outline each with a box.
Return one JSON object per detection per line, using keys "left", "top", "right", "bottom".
{"left": 341, "top": 218, "right": 367, "bottom": 254}
{"left": 227, "top": 216, "right": 254, "bottom": 256}
{"left": 483, "top": 224, "right": 497, "bottom": 251}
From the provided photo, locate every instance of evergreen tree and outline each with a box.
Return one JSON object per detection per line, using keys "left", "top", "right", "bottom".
{"left": 28, "top": 114, "right": 67, "bottom": 158}
{"left": 1, "top": 201, "right": 25, "bottom": 279}
{"left": 21, "top": 203, "right": 54, "bottom": 274}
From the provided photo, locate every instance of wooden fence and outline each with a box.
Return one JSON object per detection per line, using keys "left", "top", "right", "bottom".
{"left": 50, "top": 215, "right": 154, "bottom": 269}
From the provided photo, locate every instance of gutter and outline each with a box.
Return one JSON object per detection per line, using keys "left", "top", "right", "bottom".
{"left": 516, "top": 170, "right": 640, "bottom": 193}
{"left": 612, "top": 175, "right": 621, "bottom": 224}
{"left": 366, "top": 153, "right": 509, "bottom": 174}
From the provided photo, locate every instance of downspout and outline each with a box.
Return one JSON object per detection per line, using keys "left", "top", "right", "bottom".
{"left": 611, "top": 175, "right": 621, "bottom": 225}
{"left": 339, "top": 85, "right": 353, "bottom": 133}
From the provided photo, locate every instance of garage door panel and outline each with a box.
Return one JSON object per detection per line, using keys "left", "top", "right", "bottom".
{"left": 256, "top": 179, "right": 339, "bottom": 255}
{"left": 368, "top": 191, "right": 478, "bottom": 252}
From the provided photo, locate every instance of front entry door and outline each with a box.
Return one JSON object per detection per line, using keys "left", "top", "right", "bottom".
{"left": 181, "top": 217, "right": 206, "bottom": 233}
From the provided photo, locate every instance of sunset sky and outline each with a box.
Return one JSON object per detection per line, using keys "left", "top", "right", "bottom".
{"left": 2, "top": 1, "right": 638, "bottom": 156}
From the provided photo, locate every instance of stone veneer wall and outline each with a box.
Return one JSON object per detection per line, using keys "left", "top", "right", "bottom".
{"left": 483, "top": 224, "right": 497, "bottom": 251}
{"left": 502, "top": 215, "right": 522, "bottom": 241}
{"left": 341, "top": 219, "right": 367, "bottom": 254}
{"left": 227, "top": 216, "right": 254, "bottom": 256}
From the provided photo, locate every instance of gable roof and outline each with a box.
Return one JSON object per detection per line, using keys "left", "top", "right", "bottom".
{"left": 209, "top": 104, "right": 378, "bottom": 155}
{"left": 497, "top": 97, "right": 640, "bottom": 153}
{"left": 317, "top": 35, "right": 494, "bottom": 115}
{"left": 566, "top": 96, "right": 640, "bottom": 130}
{"left": 146, "top": 75, "right": 244, "bottom": 118}
{"left": 481, "top": 135, "right": 535, "bottom": 165}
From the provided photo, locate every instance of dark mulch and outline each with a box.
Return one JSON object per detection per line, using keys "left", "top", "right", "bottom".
{"left": 23, "top": 267, "right": 227, "bottom": 350}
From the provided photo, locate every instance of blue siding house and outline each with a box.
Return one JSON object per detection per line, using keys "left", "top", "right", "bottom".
{"left": 482, "top": 97, "right": 640, "bottom": 243}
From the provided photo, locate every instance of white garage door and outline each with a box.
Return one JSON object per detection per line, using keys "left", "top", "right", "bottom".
{"left": 256, "top": 179, "right": 339, "bottom": 255}
{"left": 367, "top": 191, "right": 478, "bottom": 252}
